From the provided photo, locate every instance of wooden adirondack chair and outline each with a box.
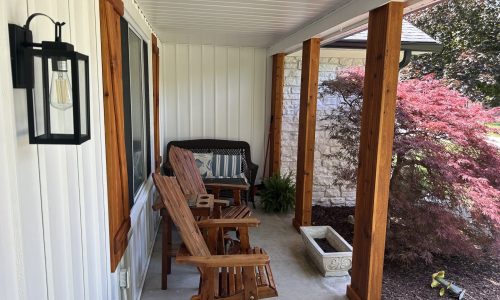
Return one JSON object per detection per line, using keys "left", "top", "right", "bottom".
{"left": 153, "top": 174, "right": 278, "bottom": 300}
{"left": 169, "top": 146, "right": 251, "bottom": 220}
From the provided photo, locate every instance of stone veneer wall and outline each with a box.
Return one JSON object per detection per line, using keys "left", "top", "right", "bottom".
{"left": 280, "top": 49, "right": 366, "bottom": 207}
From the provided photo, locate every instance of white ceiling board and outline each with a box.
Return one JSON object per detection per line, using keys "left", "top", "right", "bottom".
{"left": 137, "top": 0, "right": 352, "bottom": 47}
{"left": 158, "top": 29, "right": 277, "bottom": 48}
{"left": 136, "top": 0, "right": 443, "bottom": 50}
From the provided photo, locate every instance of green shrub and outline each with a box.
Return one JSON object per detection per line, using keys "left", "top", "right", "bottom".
{"left": 260, "top": 173, "right": 296, "bottom": 213}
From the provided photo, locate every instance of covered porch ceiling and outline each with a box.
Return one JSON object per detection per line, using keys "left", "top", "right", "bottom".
{"left": 137, "top": 0, "right": 441, "bottom": 53}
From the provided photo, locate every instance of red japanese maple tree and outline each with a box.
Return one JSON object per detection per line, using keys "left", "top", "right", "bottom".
{"left": 321, "top": 68, "right": 500, "bottom": 263}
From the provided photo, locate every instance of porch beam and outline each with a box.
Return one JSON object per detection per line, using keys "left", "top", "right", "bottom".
{"left": 268, "top": 0, "right": 442, "bottom": 55}
{"left": 293, "top": 38, "right": 320, "bottom": 231}
{"left": 269, "top": 53, "right": 286, "bottom": 176}
{"left": 269, "top": 0, "right": 388, "bottom": 55}
{"left": 346, "top": 2, "right": 404, "bottom": 300}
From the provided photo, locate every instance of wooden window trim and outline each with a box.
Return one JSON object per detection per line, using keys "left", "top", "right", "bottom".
{"left": 99, "top": 0, "right": 130, "bottom": 272}
{"left": 152, "top": 34, "right": 160, "bottom": 173}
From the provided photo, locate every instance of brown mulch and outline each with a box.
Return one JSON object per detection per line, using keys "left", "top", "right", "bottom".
{"left": 312, "top": 206, "right": 500, "bottom": 300}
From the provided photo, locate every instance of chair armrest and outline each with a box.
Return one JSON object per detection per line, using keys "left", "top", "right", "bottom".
{"left": 163, "top": 161, "right": 174, "bottom": 176}
{"left": 151, "top": 198, "right": 228, "bottom": 212}
{"left": 214, "top": 199, "right": 230, "bottom": 207}
{"left": 247, "top": 161, "right": 258, "bottom": 173}
{"left": 204, "top": 182, "right": 249, "bottom": 190}
{"left": 197, "top": 218, "right": 260, "bottom": 228}
{"left": 152, "top": 197, "right": 164, "bottom": 211}
{"left": 176, "top": 253, "right": 269, "bottom": 267}
{"left": 246, "top": 162, "right": 258, "bottom": 186}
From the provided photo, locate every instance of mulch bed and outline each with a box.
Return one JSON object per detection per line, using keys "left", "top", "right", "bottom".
{"left": 312, "top": 206, "right": 500, "bottom": 300}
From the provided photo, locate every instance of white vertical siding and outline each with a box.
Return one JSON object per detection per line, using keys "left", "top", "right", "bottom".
{"left": 1, "top": 0, "right": 160, "bottom": 299}
{"left": 252, "top": 50, "right": 268, "bottom": 169}
{"left": 0, "top": 3, "right": 27, "bottom": 299}
{"left": 189, "top": 45, "right": 203, "bottom": 138}
{"left": 1, "top": 0, "right": 108, "bottom": 298}
{"left": 214, "top": 46, "right": 229, "bottom": 139}
{"left": 161, "top": 44, "right": 268, "bottom": 180}
{"left": 202, "top": 45, "right": 215, "bottom": 137}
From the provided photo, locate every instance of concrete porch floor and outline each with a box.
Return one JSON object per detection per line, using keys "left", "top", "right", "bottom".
{"left": 141, "top": 205, "right": 350, "bottom": 300}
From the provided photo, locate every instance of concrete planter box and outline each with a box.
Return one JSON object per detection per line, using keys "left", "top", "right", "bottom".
{"left": 300, "top": 226, "right": 353, "bottom": 277}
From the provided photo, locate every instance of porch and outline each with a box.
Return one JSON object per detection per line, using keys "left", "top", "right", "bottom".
{"left": 141, "top": 203, "right": 350, "bottom": 300}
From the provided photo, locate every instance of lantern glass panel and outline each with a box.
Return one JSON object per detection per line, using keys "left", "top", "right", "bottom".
{"left": 47, "top": 56, "right": 74, "bottom": 135}
{"left": 32, "top": 55, "right": 46, "bottom": 137}
{"left": 78, "top": 59, "right": 88, "bottom": 136}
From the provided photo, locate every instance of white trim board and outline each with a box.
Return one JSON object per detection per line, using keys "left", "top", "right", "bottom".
{"left": 269, "top": 0, "right": 442, "bottom": 55}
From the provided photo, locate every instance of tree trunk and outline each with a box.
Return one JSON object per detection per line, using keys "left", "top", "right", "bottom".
{"left": 387, "top": 154, "right": 403, "bottom": 232}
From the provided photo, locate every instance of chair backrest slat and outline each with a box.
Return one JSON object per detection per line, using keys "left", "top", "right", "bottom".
{"left": 169, "top": 146, "right": 207, "bottom": 196}
{"left": 153, "top": 174, "right": 210, "bottom": 257}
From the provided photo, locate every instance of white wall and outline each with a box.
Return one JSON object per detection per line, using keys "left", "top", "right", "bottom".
{"left": 161, "top": 44, "right": 268, "bottom": 180}
{"left": 1, "top": 0, "right": 109, "bottom": 299}
{"left": 0, "top": 0, "right": 160, "bottom": 299}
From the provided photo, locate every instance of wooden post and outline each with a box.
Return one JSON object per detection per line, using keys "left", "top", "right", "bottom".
{"left": 346, "top": 2, "right": 404, "bottom": 300}
{"left": 293, "top": 38, "right": 320, "bottom": 231}
{"left": 152, "top": 34, "right": 161, "bottom": 173}
{"left": 269, "top": 53, "right": 285, "bottom": 176}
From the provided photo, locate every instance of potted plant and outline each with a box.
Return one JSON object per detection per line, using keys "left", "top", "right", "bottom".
{"left": 260, "top": 173, "right": 295, "bottom": 213}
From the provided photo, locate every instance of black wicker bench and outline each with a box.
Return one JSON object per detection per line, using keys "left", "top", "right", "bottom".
{"left": 163, "top": 139, "right": 258, "bottom": 207}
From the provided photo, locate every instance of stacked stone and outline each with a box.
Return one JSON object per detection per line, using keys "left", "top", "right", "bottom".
{"left": 280, "top": 55, "right": 365, "bottom": 207}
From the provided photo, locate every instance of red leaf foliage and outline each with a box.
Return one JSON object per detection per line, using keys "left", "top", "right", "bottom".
{"left": 321, "top": 68, "right": 500, "bottom": 263}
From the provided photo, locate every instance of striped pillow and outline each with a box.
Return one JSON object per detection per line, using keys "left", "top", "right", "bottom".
{"left": 211, "top": 154, "right": 244, "bottom": 178}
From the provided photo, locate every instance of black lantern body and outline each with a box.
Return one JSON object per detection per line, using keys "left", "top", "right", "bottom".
{"left": 9, "top": 15, "right": 91, "bottom": 145}
{"left": 24, "top": 45, "right": 90, "bottom": 144}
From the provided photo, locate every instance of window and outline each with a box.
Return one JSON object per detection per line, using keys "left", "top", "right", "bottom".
{"left": 121, "top": 17, "right": 151, "bottom": 205}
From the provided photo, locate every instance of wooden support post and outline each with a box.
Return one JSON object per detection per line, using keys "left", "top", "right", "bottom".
{"left": 152, "top": 34, "right": 161, "bottom": 173}
{"left": 269, "top": 53, "right": 285, "bottom": 176}
{"left": 346, "top": 2, "right": 404, "bottom": 300}
{"left": 293, "top": 38, "right": 320, "bottom": 231}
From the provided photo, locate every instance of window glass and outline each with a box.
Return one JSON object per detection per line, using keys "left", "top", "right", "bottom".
{"left": 128, "top": 29, "right": 146, "bottom": 197}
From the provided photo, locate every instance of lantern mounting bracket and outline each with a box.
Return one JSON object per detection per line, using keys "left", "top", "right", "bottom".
{"left": 9, "top": 13, "right": 70, "bottom": 88}
{"left": 24, "top": 13, "right": 66, "bottom": 43}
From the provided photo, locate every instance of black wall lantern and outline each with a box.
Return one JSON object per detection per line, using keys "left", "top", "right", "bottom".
{"left": 9, "top": 13, "right": 90, "bottom": 145}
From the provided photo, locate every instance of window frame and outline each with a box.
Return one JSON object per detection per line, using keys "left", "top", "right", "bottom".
{"left": 120, "top": 17, "right": 151, "bottom": 206}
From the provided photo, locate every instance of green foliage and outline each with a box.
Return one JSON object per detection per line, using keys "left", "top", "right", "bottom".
{"left": 404, "top": 0, "right": 500, "bottom": 107}
{"left": 260, "top": 173, "right": 296, "bottom": 213}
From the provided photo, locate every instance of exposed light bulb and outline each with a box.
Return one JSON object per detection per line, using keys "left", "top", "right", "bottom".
{"left": 49, "top": 60, "right": 73, "bottom": 110}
